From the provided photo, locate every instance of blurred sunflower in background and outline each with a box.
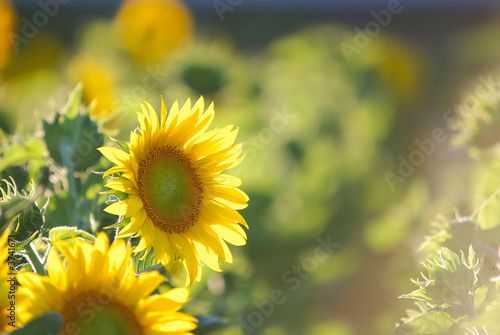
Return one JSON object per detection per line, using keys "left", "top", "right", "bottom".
{"left": 113, "top": 0, "right": 194, "bottom": 64}
{"left": 68, "top": 55, "right": 118, "bottom": 123}
{"left": 100, "top": 97, "right": 248, "bottom": 286}
{"left": 0, "top": 0, "right": 16, "bottom": 72}
{"left": 18, "top": 232, "right": 197, "bottom": 334}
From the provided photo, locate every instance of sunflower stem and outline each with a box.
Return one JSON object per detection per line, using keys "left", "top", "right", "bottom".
{"left": 26, "top": 242, "right": 46, "bottom": 275}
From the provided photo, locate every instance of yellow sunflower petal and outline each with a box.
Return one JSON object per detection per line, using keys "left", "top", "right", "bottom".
{"left": 104, "top": 200, "right": 128, "bottom": 215}
{"left": 98, "top": 147, "right": 131, "bottom": 166}
{"left": 105, "top": 179, "right": 138, "bottom": 194}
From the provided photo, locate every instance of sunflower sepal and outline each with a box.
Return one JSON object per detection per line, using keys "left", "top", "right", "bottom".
{"left": 133, "top": 247, "right": 160, "bottom": 273}
{"left": 101, "top": 187, "right": 129, "bottom": 200}
{"left": 13, "top": 230, "right": 39, "bottom": 253}
{"left": 104, "top": 216, "right": 130, "bottom": 230}
{"left": 136, "top": 262, "right": 169, "bottom": 280}
{"left": 106, "top": 136, "right": 130, "bottom": 153}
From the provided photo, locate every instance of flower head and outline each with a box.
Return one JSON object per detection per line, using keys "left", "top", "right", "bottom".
{"left": 113, "top": 0, "right": 193, "bottom": 64}
{"left": 18, "top": 232, "right": 197, "bottom": 334}
{"left": 68, "top": 55, "right": 118, "bottom": 123}
{"left": 99, "top": 97, "right": 248, "bottom": 285}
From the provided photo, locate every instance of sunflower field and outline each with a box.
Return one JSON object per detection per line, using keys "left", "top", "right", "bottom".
{"left": 2, "top": 1, "right": 500, "bottom": 334}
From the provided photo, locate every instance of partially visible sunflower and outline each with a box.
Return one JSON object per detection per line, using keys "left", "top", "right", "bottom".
{"left": 0, "top": 0, "right": 17, "bottom": 71}
{"left": 113, "top": 0, "right": 193, "bottom": 64}
{"left": 68, "top": 55, "right": 118, "bottom": 123}
{"left": 17, "top": 232, "right": 197, "bottom": 334}
{"left": 99, "top": 97, "right": 248, "bottom": 285}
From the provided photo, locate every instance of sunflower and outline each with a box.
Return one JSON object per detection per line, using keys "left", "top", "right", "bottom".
{"left": 113, "top": 0, "right": 193, "bottom": 64}
{"left": 99, "top": 97, "right": 248, "bottom": 285}
{"left": 17, "top": 232, "right": 197, "bottom": 335}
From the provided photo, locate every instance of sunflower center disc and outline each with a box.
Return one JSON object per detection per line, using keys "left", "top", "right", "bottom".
{"left": 138, "top": 145, "right": 203, "bottom": 234}
{"left": 61, "top": 291, "right": 143, "bottom": 335}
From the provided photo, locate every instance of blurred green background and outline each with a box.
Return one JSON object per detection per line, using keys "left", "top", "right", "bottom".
{"left": 2, "top": 0, "right": 500, "bottom": 334}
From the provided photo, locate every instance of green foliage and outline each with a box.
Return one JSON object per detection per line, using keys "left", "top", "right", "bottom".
{"left": 394, "top": 308, "right": 457, "bottom": 335}
{"left": 134, "top": 248, "right": 163, "bottom": 275}
{"left": 12, "top": 200, "right": 44, "bottom": 242}
{"left": 43, "top": 85, "right": 103, "bottom": 172}
{"left": 0, "top": 138, "right": 46, "bottom": 174}
{"left": 48, "top": 226, "right": 96, "bottom": 244}
{"left": 400, "top": 246, "right": 479, "bottom": 309}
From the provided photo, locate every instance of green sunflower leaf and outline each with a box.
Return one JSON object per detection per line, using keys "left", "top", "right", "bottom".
{"left": 0, "top": 138, "right": 46, "bottom": 173}
{"left": 11, "top": 311, "right": 62, "bottom": 335}
{"left": 393, "top": 308, "right": 455, "bottom": 335}
{"left": 48, "top": 226, "right": 96, "bottom": 244}
{"left": 477, "top": 190, "right": 500, "bottom": 230}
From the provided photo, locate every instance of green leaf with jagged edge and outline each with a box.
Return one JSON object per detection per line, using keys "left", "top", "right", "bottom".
{"left": 11, "top": 312, "right": 62, "bottom": 335}
{"left": 477, "top": 190, "right": 500, "bottom": 230}
{"left": 0, "top": 138, "right": 46, "bottom": 173}
{"left": 0, "top": 179, "right": 35, "bottom": 232}
{"left": 48, "top": 226, "right": 96, "bottom": 245}
{"left": 43, "top": 86, "right": 103, "bottom": 172}
{"left": 192, "top": 316, "right": 227, "bottom": 335}
{"left": 393, "top": 308, "right": 456, "bottom": 335}
{"left": 400, "top": 247, "right": 480, "bottom": 312}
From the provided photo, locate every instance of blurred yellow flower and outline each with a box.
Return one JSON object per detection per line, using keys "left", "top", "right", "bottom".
{"left": 99, "top": 97, "right": 248, "bottom": 285}
{"left": 68, "top": 55, "right": 117, "bottom": 123}
{"left": 0, "top": 0, "right": 17, "bottom": 71}
{"left": 372, "top": 35, "right": 430, "bottom": 109}
{"left": 114, "top": 0, "right": 193, "bottom": 64}
{"left": 18, "top": 232, "right": 197, "bottom": 334}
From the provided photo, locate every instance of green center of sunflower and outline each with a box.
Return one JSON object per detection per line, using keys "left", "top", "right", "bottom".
{"left": 61, "top": 291, "right": 143, "bottom": 335}
{"left": 137, "top": 145, "right": 203, "bottom": 234}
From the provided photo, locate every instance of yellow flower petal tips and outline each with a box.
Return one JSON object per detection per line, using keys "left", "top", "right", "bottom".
{"left": 99, "top": 97, "right": 249, "bottom": 285}
{"left": 17, "top": 232, "right": 197, "bottom": 334}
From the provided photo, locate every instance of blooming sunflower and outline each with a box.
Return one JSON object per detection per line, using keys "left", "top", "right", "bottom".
{"left": 99, "top": 97, "right": 248, "bottom": 285}
{"left": 17, "top": 232, "right": 197, "bottom": 335}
